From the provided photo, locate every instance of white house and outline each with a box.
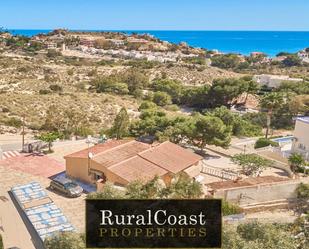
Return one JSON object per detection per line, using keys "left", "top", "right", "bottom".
{"left": 253, "top": 74, "right": 303, "bottom": 88}
{"left": 298, "top": 50, "right": 309, "bottom": 63}
{"left": 292, "top": 117, "right": 309, "bottom": 160}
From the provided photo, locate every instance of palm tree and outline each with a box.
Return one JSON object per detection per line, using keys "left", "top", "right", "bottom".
{"left": 260, "top": 92, "right": 284, "bottom": 138}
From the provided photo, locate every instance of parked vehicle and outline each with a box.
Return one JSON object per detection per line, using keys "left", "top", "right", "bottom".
{"left": 50, "top": 177, "right": 83, "bottom": 197}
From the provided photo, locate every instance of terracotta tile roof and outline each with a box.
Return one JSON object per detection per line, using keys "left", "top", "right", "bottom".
{"left": 64, "top": 139, "right": 131, "bottom": 159}
{"left": 139, "top": 141, "right": 203, "bottom": 174}
{"left": 92, "top": 140, "right": 150, "bottom": 168}
{"left": 109, "top": 156, "right": 168, "bottom": 183}
{"left": 65, "top": 140, "right": 203, "bottom": 182}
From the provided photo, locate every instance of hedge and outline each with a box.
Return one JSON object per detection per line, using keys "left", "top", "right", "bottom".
{"left": 254, "top": 138, "right": 279, "bottom": 149}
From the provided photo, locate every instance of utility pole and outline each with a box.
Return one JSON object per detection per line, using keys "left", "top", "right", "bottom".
{"left": 21, "top": 114, "right": 25, "bottom": 152}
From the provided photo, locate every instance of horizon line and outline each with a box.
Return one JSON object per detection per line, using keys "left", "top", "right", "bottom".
{"left": 5, "top": 28, "right": 309, "bottom": 32}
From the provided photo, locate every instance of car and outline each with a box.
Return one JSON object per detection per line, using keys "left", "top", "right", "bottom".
{"left": 50, "top": 177, "right": 83, "bottom": 197}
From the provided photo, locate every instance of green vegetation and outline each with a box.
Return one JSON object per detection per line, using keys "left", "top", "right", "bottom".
{"left": 183, "top": 56, "right": 206, "bottom": 65}
{"left": 46, "top": 49, "right": 61, "bottom": 58}
{"left": 92, "top": 69, "right": 149, "bottom": 96}
{"left": 44, "top": 221, "right": 302, "bottom": 249}
{"left": 109, "top": 107, "right": 130, "bottom": 139}
{"left": 93, "top": 76, "right": 129, "bottom": 95}
{"left": 88, "top": 173, "right": 203, "bottom": 200}
{"left": 124, "top": 59, "right": 160, "bottom": 69}
{"left": 44, "top": 232, "right": 86, "bottom": 249}
{"left": 289, "top": 153, "right": 306, "bottom": 173}
{"left": 232, "top": 153, "right": 271, "bottom": 176}
{"left": 296, "top": 183, "right": 309, "bottom": 199}
{"left": 130, "top": 105, "right": 232, "bottom": 150}
{"left": 222, "top": 200, "right": 243, "bottom": 216}
{"left": 254, "top": 138, "right": 279, "bottom": 149}
{"left": 208, "top": 106, "right": 262, "bottom": 137}
{"left": 211, "top": 54, "right": 242, "bottom": 69}
{"left": 206, "top": 78, "right": 249, "bottom": 108}
{"left": 192, "top": 115, "right": 231, "bottom": 151}
{"left": 152, "top": 78, "right": 183, "bottom": 104}
{"left": 5, "top": 35, "right": 30, "bottom": 49}
{"left": 281, "top": 54, "right": 302, "bottom": 67}
{"left": 49, "top": 84, "right": 63, "bottom": 93}
{"left": 278, "top": 81, "right": 309, "bottom": 95}
{"left": 260, "top": 92, "right": 285, "bottom": 138}
{"left": 153, "top": 91, "right": 172, "bottom": 106}
{"left": 37, "top": 132, "right": 59, "bottom": 152}
{"left": 41, "top": 105, "right": 93, "bottom": 138}
{"left": 4, "top": 117, "right": 23, "bottom": 128}
{"left": 130, "top": 103, "right": 261, "bottom": 148}
{"left": 0, "top": 234, "right": 3, "bottom": 249}
{"left": 224, "top": 222, "right": 298, "bottom": 249}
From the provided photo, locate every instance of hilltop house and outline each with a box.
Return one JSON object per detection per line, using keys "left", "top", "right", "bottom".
{"left": 298, "top": 50, "right": 309, "bottom": 63}
{"left": 292, "top": 117, "right": 309, "bottom": 160}
{"left": 64, "top": 140, "right": 203, "bottom": 188}
{"left": 253, "top": 74, "right": 303, "bottom": 88}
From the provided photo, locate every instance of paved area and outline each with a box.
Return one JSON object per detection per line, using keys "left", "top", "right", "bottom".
{"left": 0, "top": 165, "right": 85, "bottom": 248}
{"left": 201, "top": 150, "right": 289, "bottom": 184}
{"left": 0, "top": 134, "right": 34, "bottom": 151}
{"left": 246, "top": 210, "right": 297, "bottom": 223}
{"left": 48, "top": 139, "right": 88, "bottom": 163}
{"left": 0, "top": 153, "right": 65, "bottom": 178}
{"left": 1, "top": 150, "right": 21, "bottom": 160}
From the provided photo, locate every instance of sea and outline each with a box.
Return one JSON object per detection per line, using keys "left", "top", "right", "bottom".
{"left": 6, "top": 30, "right": 309, "bottom": 57}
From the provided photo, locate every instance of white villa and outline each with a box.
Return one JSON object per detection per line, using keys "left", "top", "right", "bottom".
{"left": 253, "top": 74, "right": 303, "bottom": 88}
{"left": 292, "top": 117, "right": 309, "bottom": 160}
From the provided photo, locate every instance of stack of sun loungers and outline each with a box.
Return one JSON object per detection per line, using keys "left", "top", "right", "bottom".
{"left": 11, "top": 181, "right": 75, "bottom": 241}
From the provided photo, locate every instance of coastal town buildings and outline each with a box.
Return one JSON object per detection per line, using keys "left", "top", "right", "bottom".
{"left": 292, "top": 117, "right": 309, "bottom": 160}
{"left": 64, "top": 140, "right": 203, "bottom": 188}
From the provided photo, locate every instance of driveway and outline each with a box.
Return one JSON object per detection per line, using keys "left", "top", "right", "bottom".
{"left": 0, "top": 165, "right": 85, "bottom": 248}
{"left": 0, "top": 153, "right": 65, "bottom": 178}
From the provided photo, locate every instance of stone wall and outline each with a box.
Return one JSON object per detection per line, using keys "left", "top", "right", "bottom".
{"left": 214, "top": 178, "right": 309, "bottom": 206}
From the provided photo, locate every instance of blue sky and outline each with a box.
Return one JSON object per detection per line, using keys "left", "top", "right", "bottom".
{"left": 1, "top": 0, "right": 309, "bottom": 30}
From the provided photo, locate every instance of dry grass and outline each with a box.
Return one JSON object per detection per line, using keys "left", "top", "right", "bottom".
{"left": 0, "top": 53, "right": 243, "bottom": 134}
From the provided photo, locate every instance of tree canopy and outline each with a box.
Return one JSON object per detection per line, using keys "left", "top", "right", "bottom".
{"left": 232, "top": 153, "right": 271, "bottom": 176}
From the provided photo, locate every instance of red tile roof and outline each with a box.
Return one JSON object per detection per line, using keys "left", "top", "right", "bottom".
{"left": 65, "top": 140, "right": 203, "bottom": 182}
{"left": 109, "top": 156, "right": 168, "bottom": 183}
{"left": 139, "top": 141, "right": 203, "bottom": 173}
{"left": 64, "top": 139, "right": 131, "bottom": 159}
{"left": 92, "top": 140, "right": 150, "bottom": 168}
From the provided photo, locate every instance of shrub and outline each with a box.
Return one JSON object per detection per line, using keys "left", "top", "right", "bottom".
{"left": 74, "top": 126, "right": 94, "bottom": 137}
{"left": 254, "top": 138, "right": 279, "bottom": 149}
{"left": 49, "top": 84, "right": 63, "bottom": 92}
{"left": 232, "top": 153, "right": 271, "bottom": 176}
{"left": 222, "top": 200, "right": 243, "bottom": 216}
{"left": 46, "top": 49, "right": 61, "bottom": 58}
{"left": 296, "top": 183, "right": 309, "bottom": 199}
{"left": 39, "top": 89, "right": 52, "bottom": 95}
{"left": 44, "top": 232, "right": 85, "bottom": 249}
{"left": 138, "top": 101, "right": 157, "bottom": 111}
{"left": 211, "top": 53, "right": 241, "bottom": 69}
{"left": 0, "top": 235, "right": 3, "bottom": 249}
{"left": 4, "top": 117, "right": 23, "bottom": 128}
{"left": 164, "top": 104, "right": 180, "bottom": 112}
{"left": 87, "top": 68, "right": 97, "bottom": 77}
{"left": 67, "top": 68, "right": 74, "bottom": 76}
{"left": 1, "top": 107, "right": 9, "bottom": 113}
{"left": 153, "top": 91, "right": 172, "bottom": 106}
{"left": 74, "top": 82, "right": 86, "bottom": 91}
